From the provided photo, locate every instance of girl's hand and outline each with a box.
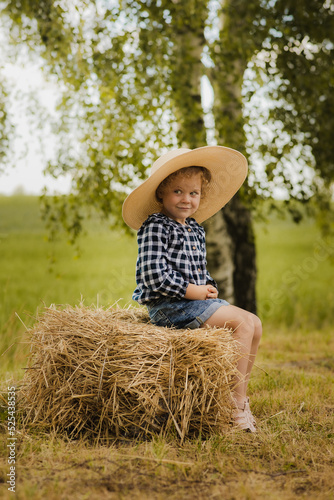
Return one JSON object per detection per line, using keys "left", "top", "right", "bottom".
{"left": 206, "top": 285, "right": 218, "bottom": 299}
{"left": 185, "top": 284, "right": 218, "bottom": 300}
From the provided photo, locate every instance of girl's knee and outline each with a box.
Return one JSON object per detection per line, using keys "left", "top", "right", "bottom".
{"left": 250, "top": 313, "right": 262, "bottom": 341}
{"left": 253, "top": 313, "right": 262, "bottom": 330}
{"left": 204, "top": 306, "right": 262, "bottom": 341}
{"left": 237, "top": 311, "right": 262, "bottom": 340}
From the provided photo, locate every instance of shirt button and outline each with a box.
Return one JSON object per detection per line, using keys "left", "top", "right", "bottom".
{"left": 198, "top": 268, "right": 201, "bottom": 272}
{"left": 192, "top": 246, "right": 196, "bottom": 250}
{"left": 188, "top": 228, "right": 191, "bottom": 232}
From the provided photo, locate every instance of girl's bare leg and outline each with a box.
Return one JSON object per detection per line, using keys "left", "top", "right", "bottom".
{"left": 244, "top": 312, "right": 262, "bottom": 394}
{"left": 203, "top": 305, "right": 262, "bottom": 407}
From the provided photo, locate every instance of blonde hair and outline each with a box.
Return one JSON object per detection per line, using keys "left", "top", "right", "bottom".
{"left": 156, "top": 166, "right": 211, "bottom": 203}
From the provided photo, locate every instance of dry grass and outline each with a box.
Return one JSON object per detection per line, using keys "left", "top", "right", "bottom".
{"left": 18, "top": 304, "right": 239, "bottom": 443}
{"left": 0, "top": 422, "right": 333, "bottom": 500}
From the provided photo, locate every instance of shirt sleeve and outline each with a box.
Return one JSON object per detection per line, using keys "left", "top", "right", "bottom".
{"left": 137, "top": 221, "right": 189, "bottom": 298}
{"left": 205, "top": 270, "right": 219, "bottom": 292}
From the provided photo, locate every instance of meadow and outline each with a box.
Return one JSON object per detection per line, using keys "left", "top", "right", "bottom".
{"left": 0, "top": 195, "right": 333, "bottom": 499}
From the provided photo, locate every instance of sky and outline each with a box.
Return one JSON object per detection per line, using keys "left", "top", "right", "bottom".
{"left": 0, "top": 61, "right": 72, "bottom": 196}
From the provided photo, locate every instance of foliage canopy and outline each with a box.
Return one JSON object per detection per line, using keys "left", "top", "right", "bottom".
{"left": 0, "top": 0, "right": 333, "bottom": 237}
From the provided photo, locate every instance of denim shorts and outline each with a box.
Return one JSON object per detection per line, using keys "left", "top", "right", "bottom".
{"left": 146, "top": 296, "right": 230, "bottom": 330}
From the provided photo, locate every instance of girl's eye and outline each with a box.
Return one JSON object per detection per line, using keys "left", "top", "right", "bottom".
{"left": 174, "top": 189, "right": 182, "bottom": 194}
{"left": 191, "top": 191, "right": 200, "bottom": 196}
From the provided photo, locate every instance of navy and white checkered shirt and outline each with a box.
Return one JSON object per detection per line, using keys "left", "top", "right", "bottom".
{"left": 133, "top": 213, "right": 218, "bottom": 304}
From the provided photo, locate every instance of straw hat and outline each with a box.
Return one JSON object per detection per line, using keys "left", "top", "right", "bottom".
{"left": 122, "top": 145, "right": 248, "bottom": 230}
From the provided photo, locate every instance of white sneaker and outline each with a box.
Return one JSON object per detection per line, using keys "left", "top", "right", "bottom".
{"left": 244, "top": 397, "right": 257, "bottom": 427}
{"left": 232, "top": 400, "right": 256, "bottom": 433}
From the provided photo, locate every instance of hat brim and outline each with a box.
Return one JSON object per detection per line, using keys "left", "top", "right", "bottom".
{"left": 122, "top": 145, "right": 247, "bottom": 230}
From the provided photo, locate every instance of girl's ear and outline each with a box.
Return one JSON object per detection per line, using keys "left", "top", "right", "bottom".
{"left": 155, "top": 187, "right": 163, "bottom": 203}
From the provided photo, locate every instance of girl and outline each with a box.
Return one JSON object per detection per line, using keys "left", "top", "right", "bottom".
{"left": 122, "top": 146, "right": 262, "bottom": 433}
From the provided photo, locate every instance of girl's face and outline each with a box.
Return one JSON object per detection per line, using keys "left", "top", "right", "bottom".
{"left": 160, "top": 173, "right": 202, "bottom": 225}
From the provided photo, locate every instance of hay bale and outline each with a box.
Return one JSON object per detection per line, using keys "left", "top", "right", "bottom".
{"left": 19, "top": 304, "right": 240, "bottom": 441}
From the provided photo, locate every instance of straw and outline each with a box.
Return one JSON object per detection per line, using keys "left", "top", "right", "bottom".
{"left": 18, "top": 304, "right": 240, "bottom": 442}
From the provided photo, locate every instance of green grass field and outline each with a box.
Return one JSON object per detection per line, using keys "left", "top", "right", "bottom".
{"left": 0, "top": 196, "right": 138, "bottom": 375}
{"left": 0, "top": 196, "right": 333, "bottom": 499}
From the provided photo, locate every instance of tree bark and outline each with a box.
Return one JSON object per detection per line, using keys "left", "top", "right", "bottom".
{"left": 203, "top": 195, "right": 257, "bottom": 314}
{"left": 202, "top": 210, "right": 235, "bottom": 303}
{"left": 223, "top": 195, "right": 257, "bottom": 313}
{"left": 170, "top": 17, "right": 208, "bottom": 147}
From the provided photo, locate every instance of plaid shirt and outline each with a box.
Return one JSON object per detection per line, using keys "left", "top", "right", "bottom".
{"left": 133, "top": 213, "right": 218, "bottom": 304}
